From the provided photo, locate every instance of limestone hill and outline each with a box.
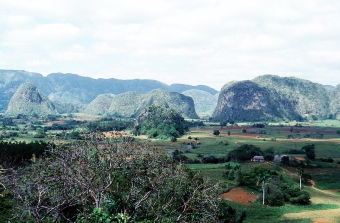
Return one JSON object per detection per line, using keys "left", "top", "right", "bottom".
{"left": 0, "top": 70, "right": 217, "bottom": 111}
{"left": 213, "top": 75, "right": 330, "bottom": 122}
{"left": 6, "top": 83, "right": 84, "bottom": 116}
{"left": 84, "top": 94, "right": 116, "bottom": 115}
{"left": 182, "top": 89, "right": 218, "bottom": 117}
{"left": 6, "top": 82, "right": 56, "bottom": 117}
{"left": 106, "top": 89, "right": 199, "bottom": 119}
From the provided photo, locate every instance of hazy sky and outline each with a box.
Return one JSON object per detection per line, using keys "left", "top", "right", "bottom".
{"left": 1, "top": 0, "right": 339, "bottom": 90}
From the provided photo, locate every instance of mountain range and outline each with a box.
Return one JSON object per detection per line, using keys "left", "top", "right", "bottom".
{"left": 0, "top": 69, "right": 217, "bottom": 112}
{"left": 2, "top": 69, "right": 340, "bottom": 122}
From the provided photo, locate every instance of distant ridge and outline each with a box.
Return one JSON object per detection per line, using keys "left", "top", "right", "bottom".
{"left": 170, "top": 84, "right": 218, "bottom": 95}
{"left": 7, "top": 83, "right": 199, "bottom": 119}
{"left": 0, "top": 69, "right": 217, "bottom": 111}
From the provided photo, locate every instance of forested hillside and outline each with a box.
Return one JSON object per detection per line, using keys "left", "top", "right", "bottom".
{"left": 0, "top": 70, "right": 216, "bottom": 112}
{"left": 6, "top": 83, "right": 83, "bottom": 116}
{"left": 182, "top": 89, "right": 218, "bottom": 116}
{"left": 213, "top": 75, "right": 332, "bottom": 122}
{"left": 106, "top": 89, "right": 199, "bottom": 119}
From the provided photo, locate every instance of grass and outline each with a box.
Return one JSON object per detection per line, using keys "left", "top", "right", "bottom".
{"left": 227, "top": 201, "right": 339, "bottom": 223}
{"left": 166, "top": 124, "right": 340, "bottom": 160}
{"left": 311, "top": 171, "right": 340, "bottom": 190}
{"left": 186, "top": 162, "right": 239, "bottom": 170}
{"left": 166, "top": 121, "right": 340, "bottom": 222}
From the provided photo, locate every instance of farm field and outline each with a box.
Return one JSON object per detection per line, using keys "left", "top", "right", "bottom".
{"left": 154, "top": 120, "right": 340, "bottom": 222}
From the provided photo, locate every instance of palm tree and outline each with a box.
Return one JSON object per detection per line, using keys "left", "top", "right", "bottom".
{"left": 257, "top": 173, "right": 270, "bottom": 205}
{"left": 297, "top": 166, "right": 305, "bottom": 190}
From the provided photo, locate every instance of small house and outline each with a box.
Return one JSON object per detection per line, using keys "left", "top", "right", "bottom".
{"left": 287, "top": 135, "right": 294, "bottom": 139}
{"left": 251, "top": 156, "right": 264, "bottom": 162}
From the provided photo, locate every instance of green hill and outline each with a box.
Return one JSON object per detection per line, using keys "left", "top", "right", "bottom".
{"left": 6, "top": 82, "right": 57, "bottom": 117}
{"left": 6, "top": 83, "right": 84, "bottom": 116}
{"left": 329, "top": 84, "right": 340, "bottom": 119}
{"left": 0, "top": 70, "right": 217, "bottom": 111}
{"left": 84, "top": 94, "right": 115, "bottom": 115}
{"left": 213, "top": 75, "right": 330, "bottom": 122}
{"left": 253, "top": 75, "right": 330, "bottom": 119}
{"left": 108, "top": 91, "right": 143, "bottom": 117}
{"left": 213, "top": 80, "right": 285, "bottom": 122}
{"left": 106, "top": 89, "right": 199, "bottom": 119}
{"left": 182, "top": 89, "right": 218, "bottom": 117}
{"left": 137, "top": 89, "right": 199, "bottom": 119}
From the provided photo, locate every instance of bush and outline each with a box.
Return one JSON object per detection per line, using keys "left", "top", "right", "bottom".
{"left": 262, "top": 184, "right": 284, "bottom": 206}
{"left": 289, "top": 190, "right": 310, "bottom": 205}
{"left": 8, "top": 133, "right": 229, "bottom": 222}
{"left": 213, "top": 130, "right": 220, "bottom": 136}
{"left": 302, "top": 144, "right": 316, "bottom": 160}
{"left": 320, "top": 157, "right": 334, "bottom": 163}
{"left": 283, "top": 187, "right": 310, "bottom": 205}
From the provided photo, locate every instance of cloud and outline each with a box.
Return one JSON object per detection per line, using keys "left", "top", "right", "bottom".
{"left": 2, "top": 23, "right": 80, "bottom": 48}
{"left": 0, "top": 0, "right": 340, "bottom": 89}
{"left": 26, "top": 59, "right": 50, "bottom": 67}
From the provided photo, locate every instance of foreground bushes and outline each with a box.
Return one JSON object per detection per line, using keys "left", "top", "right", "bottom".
{"left": 2, "top": 132, "right": 246, "bottom": 223}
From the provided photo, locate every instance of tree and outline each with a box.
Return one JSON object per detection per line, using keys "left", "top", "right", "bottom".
{"left": 220, "top": 121, "right": 227, "bottom": 129}
{"left": 213, "top": 130, "right": 220, "bottom": 136}
{"left": 234, "top": 169, "right": 243, "bottom": 186}
{"left": 9, "top": 132, "right": 228, "bottom": 222}
{"left": 302, "top": 144, "right": 316, "bottom": 160}
{"left": 257, "top": 173, "right": 270, "bottom": 205}
{"left": 297, "top": 165, "right": 305, "bottom": 190}
{"left": 282, "top": 156, "right": 290, "bottom": 166}
{"left": 227, "top": 144, "right": 262, "bottom": 162}
{"left": 0, "top": 166, "right": 6, "bottom": 197}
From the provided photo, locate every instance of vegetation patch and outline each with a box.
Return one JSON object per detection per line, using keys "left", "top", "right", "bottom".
{"left": 133, "top": 105, "right": 189, "bottom": 140}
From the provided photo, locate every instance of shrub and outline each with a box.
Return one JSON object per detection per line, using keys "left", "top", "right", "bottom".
{"left": 170, "top": 137, "right": 177, "bottom": 142}
{"left": 262, "top": 184, "right": 284, "bottom": 206}
{"left": 213, "top": 130, "right": 220, "bottom": 136}
{"left": 289, "top": 190, "right": 310, "bottom": 205}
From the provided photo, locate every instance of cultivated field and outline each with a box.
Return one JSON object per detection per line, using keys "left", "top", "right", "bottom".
{"left": 155, "top": 120, "right": 340, "bottom": 222}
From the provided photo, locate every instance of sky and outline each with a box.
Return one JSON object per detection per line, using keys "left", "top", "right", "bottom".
{"left": 0, "top": 0, "right": 339, "bottom": 90}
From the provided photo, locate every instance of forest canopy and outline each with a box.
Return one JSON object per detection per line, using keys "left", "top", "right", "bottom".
{"left": 133, "top": 105, "right": 189, "bottom": 139}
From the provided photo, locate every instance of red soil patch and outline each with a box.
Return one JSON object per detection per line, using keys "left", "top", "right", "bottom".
{"left": 219, "top": 187, "right": 259, "bottom": 206}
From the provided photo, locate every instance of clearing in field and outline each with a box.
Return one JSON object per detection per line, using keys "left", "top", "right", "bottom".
{"left": 219, "top": 187, "right": 259, "bottom": 206}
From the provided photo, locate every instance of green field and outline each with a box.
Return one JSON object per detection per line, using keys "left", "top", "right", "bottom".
{"left": 157, "top": 120, "right": 340, "bottom": 222}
